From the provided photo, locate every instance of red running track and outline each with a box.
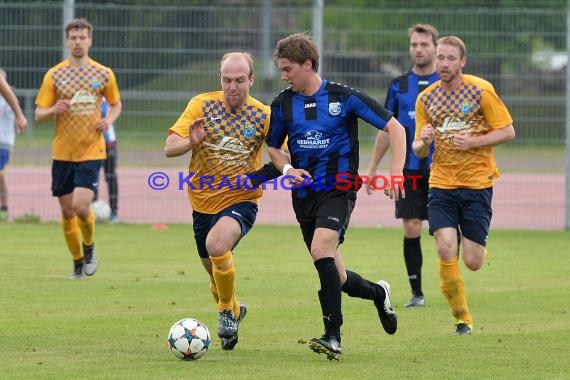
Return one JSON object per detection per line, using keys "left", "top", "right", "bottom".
{"left": 4, "top": 167, "right": 566, "bottom": 230}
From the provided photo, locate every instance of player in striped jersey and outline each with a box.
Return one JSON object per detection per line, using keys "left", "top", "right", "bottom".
{"left": 366, "top": 24, "right": 440, "bottom": 308}
{"left": 267, "top": 32, "right": 406, "bottom": 360}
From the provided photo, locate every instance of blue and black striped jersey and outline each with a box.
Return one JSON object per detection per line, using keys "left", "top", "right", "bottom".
{"left": 267, "top": 79, "right": 393, "bottom": 199}
{"left": 385, "top": 70, "right": 439, "bottom": 171}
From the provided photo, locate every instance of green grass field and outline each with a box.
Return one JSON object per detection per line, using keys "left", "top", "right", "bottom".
{"left": 1, "top": 223, "right": 569, "bottom": 379}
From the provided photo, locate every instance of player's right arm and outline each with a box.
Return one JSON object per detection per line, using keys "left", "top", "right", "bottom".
{"left": 412, "top": 95, "right": 433, "bottom": 158}
{"left": 365, "top": 131, "right": 390, "bottom": 195}
{"left": 165, "top": 117, "right": 207, "bottom": 157}
{"left": 34, "top": 71, "right": 71, "bottom": 123}
{"left": 412, "top": 124, "right": 434, "bottom": 158}
{"left": 266, "top": 100, "right": 311, "bottom": 186}
{"left": 165, "top": 97, "right": 206, "bottom": 158}
{"left": 267, "top": 146, "right": 310, "bottom": 187}
{"left": 35, "top": 100, "right": 71, "bottom": 123}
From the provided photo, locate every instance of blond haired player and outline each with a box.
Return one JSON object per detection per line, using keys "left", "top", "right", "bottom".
{"left": 413, "top": 36, "right": 515, "bottom": 335}
{"left": 35, "top": 18, "right": 122, "bottom": 279}
{"left": 165, "top": 52, "right": 282, "bottom": 350}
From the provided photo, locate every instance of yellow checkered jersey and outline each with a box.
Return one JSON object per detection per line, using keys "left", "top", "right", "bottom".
{"left": 169, "top": 91, "right": 271, "bottom": 214}
{"left": 415, "top": 74, "right": 513, "bottom": 189}
{"left": 35, "top": 59, "right": 121, "bottom": 162}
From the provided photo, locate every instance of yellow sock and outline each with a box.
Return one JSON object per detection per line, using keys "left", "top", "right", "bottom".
{"left": 210, "top": 251, "right": 238, "bottom": 316}
{"left": 78, "top": 209, "right": 95, "bottom": 246}
{"left": 209, "top": 279, "right": 220, "bottom": 304}
{"left": 62, "top": 216, "right": 82, "bottom": 260}
{"left": 439, "top": 257, "right": 472, "bottom": 325}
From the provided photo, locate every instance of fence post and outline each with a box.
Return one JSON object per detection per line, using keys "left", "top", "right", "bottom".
{"left": 566, "top": 0, "right": 570, "bottom": 229}
{"left": 312, "top": 0, "right": 323, "bottom": 75}
{"left": 62, "top": 0, "right": 75, "bottom": 60}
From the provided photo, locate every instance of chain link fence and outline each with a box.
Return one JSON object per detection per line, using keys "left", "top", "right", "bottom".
{"left": 0, "top": 2, "right": 566, "bottom": 228}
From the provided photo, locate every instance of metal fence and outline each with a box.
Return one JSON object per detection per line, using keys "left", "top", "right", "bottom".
{"left": 0, "top": 2, "right": 567, "bottom": 229}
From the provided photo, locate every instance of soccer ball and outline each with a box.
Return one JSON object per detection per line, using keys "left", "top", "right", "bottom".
{"left": 91, "top": 200, "right": 111, "bottom": 222}
{"left": 167, "top": 318, "right": 211, "bottom": 360}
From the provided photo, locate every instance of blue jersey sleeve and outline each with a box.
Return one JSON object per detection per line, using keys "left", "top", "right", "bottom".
{"left": 345, "top": 89, "right": 393, "bottom": 131}
{"left": 266, "top": 97, "right": 288, "bottom": 149}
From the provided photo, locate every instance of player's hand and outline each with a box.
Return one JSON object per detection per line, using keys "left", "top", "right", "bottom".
{"left": 365, "top": 169, "right": 377, "bottom": 195}
{"left": 94, "top": 118, "right": 110, "bottom": 132}
{"left": 453, "top": 130, "right": 475, "bottom": 151}
{"left": 384, "top": 172, "right": 405, "bottom": 201}
{"left": 15, "top": 114, "right": 27, "bottom": 134}
{"left": 53, "top": 99, "right": 71, "bottom": 114}
{"left": 188, "top": 117, "right": 207, "bottom": 147}
{"left": 420, "top": 124, "right": 435, "bottom": 145}
{"left": 283, "top": 167, "right": 311, "bottom": 188}
{"left": 245, "top": 177, "right": 253, "bottom": 188}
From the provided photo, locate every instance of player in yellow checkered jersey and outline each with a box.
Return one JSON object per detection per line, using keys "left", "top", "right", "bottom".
{"left": 413, "top": 36, "right": 515, "bottom": 335}
{"left": 165, "top": 52, "right": 283, "bottom": 350}
{"left": 35, "top": 18, "right": 122, "bottom": 280}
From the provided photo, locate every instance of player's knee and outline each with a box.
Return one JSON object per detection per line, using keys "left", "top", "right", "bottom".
{"left": 310, "top": 245, "right": 332, "bottom": 260}
{"left": 205, "top": 241, "right": 226, "bottom": 257}
{"left": 463, "top": 253, "right": 484, "bottom": 271}
{"left": 436, "top": 242, "right": 456, "bottom": 259}
{"left": 75, "top": 204, "right": 91, "bottom": 219}
{"left": 403, "top": 219, "right": 422, "bottom": 237}
{"left": 464, "top": 260, "right": 482, "bottom": 271}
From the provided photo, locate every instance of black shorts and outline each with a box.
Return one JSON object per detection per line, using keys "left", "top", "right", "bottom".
{"left": 192, "top": 201, "right": 258, "bottom": 258}
{"left": 292, "top": 190, "right": 356, "bottom": 252}
{"left": 51, "top": 160, "right": 102, "bottom": 197}
{"left": 428, "top": 187, "right": 493, "bottom": 246}
{"left": 395, "top": 170, "right": 429, "bottom": 220}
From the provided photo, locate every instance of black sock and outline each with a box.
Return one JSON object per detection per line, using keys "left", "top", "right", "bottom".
{"left": 341, "top": 270, "right": 384, "bottom": 301}
{"left": 403, "top": 237, "right": 423, "bottom": 297}
{"left": 314, "top": 257, "right": 342, "bottom": 340}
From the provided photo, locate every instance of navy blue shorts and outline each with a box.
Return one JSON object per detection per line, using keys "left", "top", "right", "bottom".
{"left": 51, "top": 160, "right": 102, "bottom": 197}
{"left": 0, "top": 149, "right": 10, "bottom": 171}
{"left": 292, "top": 190, "right": 356, "bottom": 252}
{"left": 428, "top": 187, "right": 493, "bottom": 246}
{"left": 192, "top": 201, "right": 258, "bottom": 258}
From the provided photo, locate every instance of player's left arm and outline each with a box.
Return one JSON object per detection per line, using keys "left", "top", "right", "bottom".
{"left": 0, "top": 76, "right": 27, "bottom": 134}
{"left": 94, "top": 100, "right": 122, "bottom": 132}
{"left": 107, "top": 100, "right": 122, "bottom": 125}
{"left": 365, "top": 82, "right": 399, "bottom": 194}
{"left": 454, "top": 124, "right": 515, "bottom": 151}
{"left": 347, "top": 90, "right": 406, "bottom": 199}
{"left": 365, "top": 130, "right": 390, "bottom": 194}
{"left": 97, "top": 71, "right": 122, "bottom": 131}
{"left": 454, "top": 87, "right": 515, "bottom": 150}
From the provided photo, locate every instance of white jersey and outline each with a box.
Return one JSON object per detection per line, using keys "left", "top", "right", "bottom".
{"left": 0, "top": 95, "right": 16, "bottom": 151}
